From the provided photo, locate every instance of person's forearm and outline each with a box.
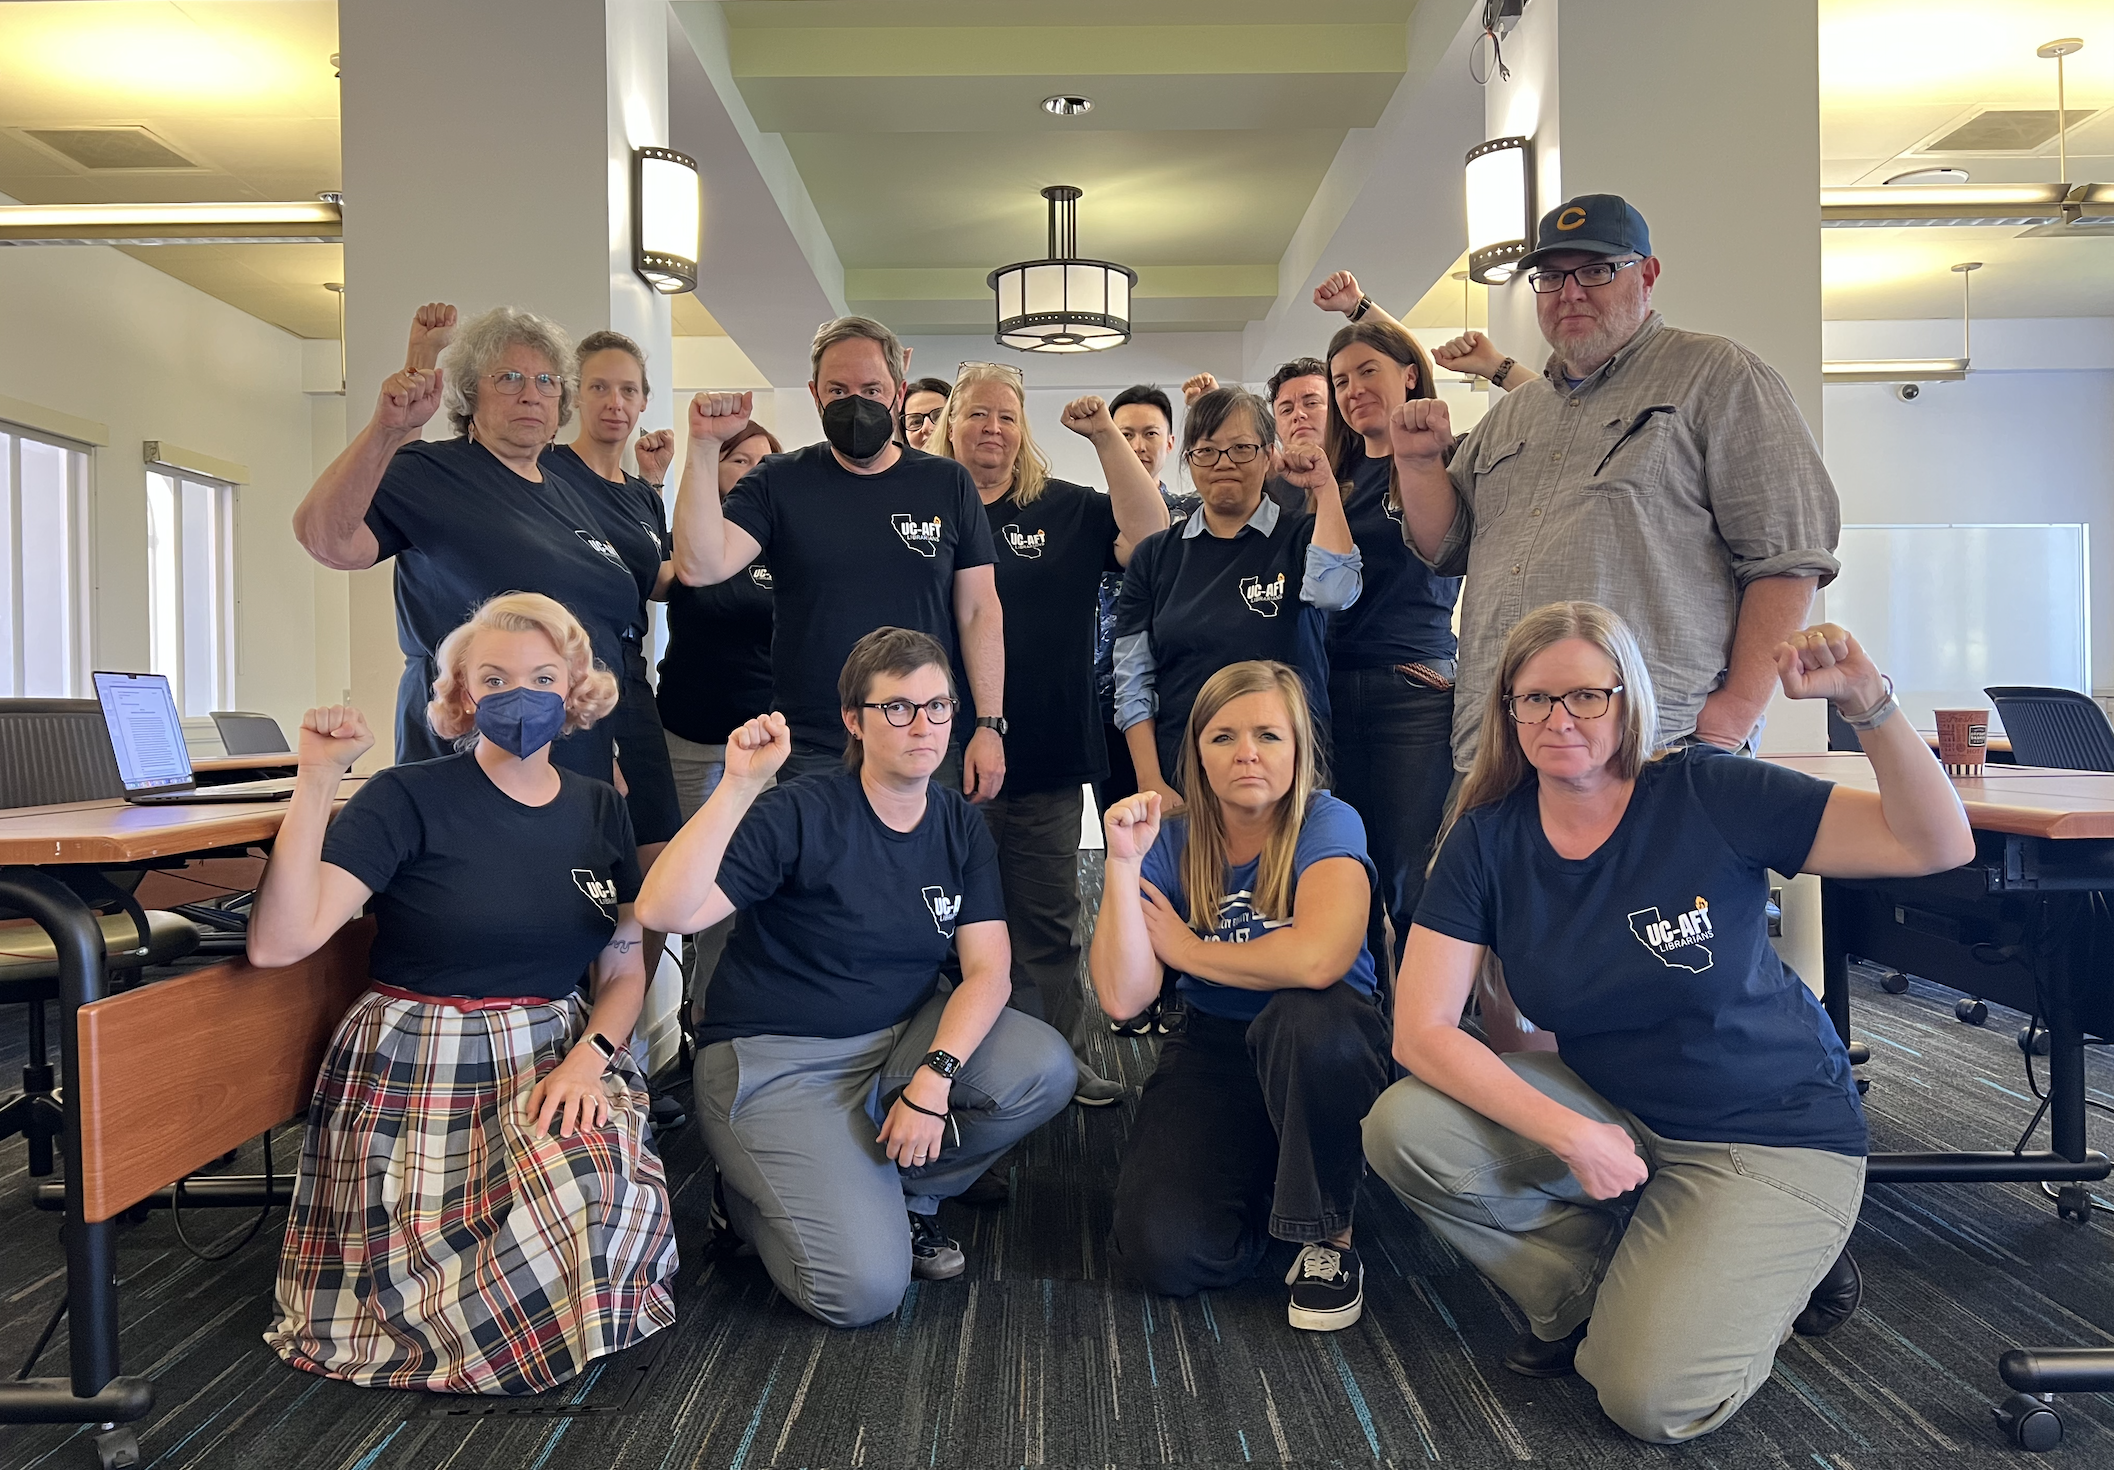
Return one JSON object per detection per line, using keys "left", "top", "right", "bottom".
{"left": 635, "top": 772, "right": 765, "bottom": 932}
{"left": 1088, "top": 860, "right": 1161, "bottom": 1018}
{"left": 293, "top": 418, "right": 407, "bottom": 569}
{"left": 927, "top": 965, "right": 1012, "bottom": 1066}
{"left": 1394, "top": 456, "right": 1459, "bottom": 563}
{"left": 582, "top": 965, "right": 648, "bottom": 1058}
{"left": 1859, "top": 697, "right": 1975, "bottom": 870}
{"left": 670, "top": 439, "right": 734, "bottom": 585}
{"left": 1308, "top": 472, "right": 1355, "bottom": 556}
{"left": 1702, "top": 575, "right": 1819, "bottom": 739}
{"left": 1171, "top": 926, "right": 1354, "bottom": 991}
{"left": 1093, "top": 431, "right": 1170, "bottom": 549}
{"left": 958, "top": 595, "right": 1005, "bottom": 719}
{"left": 1123, "top": 721, "right": 1168, "bottom": 791}
{"left": 1398, "top": 1022, "right": 1592, "bottom": 1152}
{"left": 246, "top": 771, "right": 344, "bottom": 966}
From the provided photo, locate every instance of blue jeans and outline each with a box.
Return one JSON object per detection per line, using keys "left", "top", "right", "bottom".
{"left": 1327, "top": 666, "right": 1456, "bottom": 969}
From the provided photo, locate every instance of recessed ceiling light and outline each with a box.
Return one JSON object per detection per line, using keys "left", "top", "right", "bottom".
{"left": 1884, "top": 167, "right": 1970, "bottom": 186}
{"left": 1042, "top": 95, "right": 1093, "bottom": 117}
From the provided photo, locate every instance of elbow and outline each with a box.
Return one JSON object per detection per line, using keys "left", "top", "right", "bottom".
{"left": 245, "top": 934, "right": 299, "bottom": 970}
{"left": 1927, "top": 825, "right": 1977, "bottom": 874}
{"left": 671, "top": 551, "right": 713, "bottom": 588}
{"left": 633, "top": 893, "right": 681, "bottom": 935}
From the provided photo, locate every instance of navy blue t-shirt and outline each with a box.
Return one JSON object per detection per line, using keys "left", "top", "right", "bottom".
{"left": 722, "top": 444, "right": 996, "bottom": 752}
{"left": 1327, "top": 452, "right": 1460, "bottom": 670}
{"left": 1415, "top": 747, "right": 1865, "bottom": 1154}
{"left": 1136, "top": 793, "right": 1380, "bottom": 1022}
{"left": 658, "top": 558, "right": 774, "bottom": 746}
{"left": 321, "top": 752, "right": 642, "bottom": 1000}
{"left": 699, "top": 770, "right": 1007, "bottom": 1043}
{"left": 544, "top": 443, "right": 668, "bottom": 640}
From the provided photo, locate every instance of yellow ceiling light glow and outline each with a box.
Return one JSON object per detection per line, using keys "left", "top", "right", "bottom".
{"left": 0, "top": 200, "right": 341, "bottom": 244}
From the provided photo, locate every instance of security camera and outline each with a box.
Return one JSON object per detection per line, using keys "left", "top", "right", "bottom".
{"left": 1895, "top": 382, "right": 1922, "bottom": 401}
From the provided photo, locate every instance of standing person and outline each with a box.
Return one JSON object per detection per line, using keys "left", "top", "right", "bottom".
{"left": 1314, "top": 270, "right": 1531, "bottom": 392}
{"left": 1112, "top": 387, "right": 1359, "bottom": 806}
{"left": 1267, "top": 357, "right": 1331, "bottom": 460}
{"left": 1363, "top": 604, "right": 1971, "bottom": 1442}
{"left": 1181, "top": 372, "right": 1305, "bottom": 513}
{"left": 670, "top": 317, "right": 1007, "bottom": 794}
{"left": 1381, "top": 194, "right": 1842, "bottom": 769}
{"left": 637, "top": 629, "right": 1075, "bottom": 1327}
{"left": 1093, "top": 662, "right": 1390, "bottom": 1330}
{"left": 294, "top": 306, "right": 640, "bottom": 783}
{"left": 924, "top": 364, "right": 1169, "bottom": 1102}
{"left": 900, "top": 375, "right": 952, "bottom": 451}
{"left": 1320, "top": 318, "right": 1462, "bottom": 967}
{"left": 249, "top": 593, "right": 678, "bottom": 1394}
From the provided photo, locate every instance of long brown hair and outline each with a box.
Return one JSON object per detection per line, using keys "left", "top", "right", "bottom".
{"left": 1322, "top": 319, "right": 1435, "bottom": 511}
{"left": 1176, "top": 661, "right": 1324, "bottom": 932}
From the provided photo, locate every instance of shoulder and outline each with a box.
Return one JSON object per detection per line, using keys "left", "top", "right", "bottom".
{"left": 927, "top": 781, "right": 989, "bottom": 834}
{"left": 1296, "top": 793, "right": 1372, "bottom": 860}
{"left": 1652, "top": 324, "right": 1777, "bottom": 384}
{"left": 345, "top": 753, "right": 461, "bottom": 814}
{"left": 381, "top": 436, "right": 462, "bottom": 485}
{"left": 1665, "top": 745, "right": 1830, "bottom": 803}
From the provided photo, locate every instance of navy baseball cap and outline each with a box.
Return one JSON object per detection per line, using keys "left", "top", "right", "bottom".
{"left": 1519, "top": 194, "right": 1652, "bottom": 269}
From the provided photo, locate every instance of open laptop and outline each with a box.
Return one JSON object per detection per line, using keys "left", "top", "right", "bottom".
{"left": 93, "top": 671, "right": 296, "bottom": 805}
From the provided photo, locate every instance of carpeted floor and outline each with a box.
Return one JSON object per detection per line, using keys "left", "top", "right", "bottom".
{"left": 4, "top": 857, "right": 2113, "bottom": 1469}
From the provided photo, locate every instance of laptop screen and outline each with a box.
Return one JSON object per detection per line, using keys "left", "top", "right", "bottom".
{"left": 93, "top": 671, "right": 195, "bottom": 793}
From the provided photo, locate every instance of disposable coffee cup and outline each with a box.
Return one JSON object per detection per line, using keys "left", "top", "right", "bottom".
{"left": 1934, "top": 708, "right": 1989, "bottom": 776}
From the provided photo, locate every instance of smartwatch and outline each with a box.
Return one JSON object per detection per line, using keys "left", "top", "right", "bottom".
{"left": 922, "top": 1048, "right": 962, "bottom": 1081}
{"left": 586, "top": 1031, "right": 618, "bottom": 1067}
{"left": 974, "top": 715, "right": 1008, "bottom": 736}
{"left": 1348, "top": 297, "right": 1374, "bottom": 323}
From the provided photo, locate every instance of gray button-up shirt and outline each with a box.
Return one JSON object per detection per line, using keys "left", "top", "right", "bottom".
{"left": 1423, "top": 312, "right": 1840, "bottom": 770}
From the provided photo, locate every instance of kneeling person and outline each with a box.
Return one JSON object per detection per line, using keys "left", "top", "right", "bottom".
{"left": 639, "top": 627, "right": 1074, "bottom": 1328}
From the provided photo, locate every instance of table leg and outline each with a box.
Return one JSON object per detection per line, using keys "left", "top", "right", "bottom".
{"left": 0, "top": 866, "right": 155, "bottom": 1429}
{"left": 1821, "top": 878, "right": 1852, "bottom": 1047}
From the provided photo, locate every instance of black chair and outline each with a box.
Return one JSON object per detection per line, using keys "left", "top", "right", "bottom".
{"left": 209, "top": 710, "right": 291, "bottom": 756}
{"left": 1985, "top": 686, "right": 2114, "bottom": 773}
{"left": 0, "top": 700, "right": 199, "bottom": 1178}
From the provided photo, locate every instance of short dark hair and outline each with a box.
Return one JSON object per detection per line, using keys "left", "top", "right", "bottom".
{"left": 905, "top": 377, "right": 952, "bottom": 401}
{"left": 837, "top": 626, "right": 955, "bottom": 770}
{"left": 1109, "top": 384, "right": 1175, "bottom": 433}
{"left": 1267, "top": 357, "right": 1327, "bottom": 406}
{"left": 1181, "top": 385, "right": 1275, "bottom": 458}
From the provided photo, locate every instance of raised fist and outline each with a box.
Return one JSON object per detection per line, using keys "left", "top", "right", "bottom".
{"left": 1060, "top": 395, "right": 1117, "bottom": 439}
{"left": 1181, "top": 373, "right": 1219, "bottom": 407}
{"left": 1313, "top": 270, "right": 1363, "bottom": 317}
{"left": 298, "top": 704, "right": 374, "bottom": 773}
{"left": 405, "top": 302, "right": 458, "bottom": 372}
{"left": 1387, "top": 397, "right": 1453, "bottom": 464}
{"left": 688, "top": 391, "right": 754, "bottom": 444}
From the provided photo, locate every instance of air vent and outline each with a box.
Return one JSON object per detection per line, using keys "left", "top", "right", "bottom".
{"left": 25, "top": 127, "right": 197, "bottom": 171}
{"left": 1927, "top": 110, "right": 2062, "bottom": 153}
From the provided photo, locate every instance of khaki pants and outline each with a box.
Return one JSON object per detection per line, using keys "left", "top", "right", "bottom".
{"left": 1362, "top": 1051, "right": 1864, "bottom": 1444}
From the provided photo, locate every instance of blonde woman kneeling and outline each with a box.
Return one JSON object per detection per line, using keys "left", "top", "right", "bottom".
{"left": 250, "top": 592, "right": 677, "bottom": 1394}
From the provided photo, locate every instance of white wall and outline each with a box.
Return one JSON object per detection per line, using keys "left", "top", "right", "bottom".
{"left": 0, "top": 240, "right": 325, "bottom": 734}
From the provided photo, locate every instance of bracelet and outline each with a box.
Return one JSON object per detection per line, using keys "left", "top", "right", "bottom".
{"left": 1349, "top": 296, "right": 1373, "bottom": 322}
{"left": 1490, "top": 357, "right": 1517, "bottom": 386}
{"left": 896, "top": 1093, "right": 949, "bottom": 1120}
{"left": 1834, "top": 674, "right": 1898, "bottom": 731}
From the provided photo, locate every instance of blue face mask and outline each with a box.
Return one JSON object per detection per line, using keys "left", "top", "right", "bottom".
{"left": 473, "top": 686, "right": 567, "bottom": 758}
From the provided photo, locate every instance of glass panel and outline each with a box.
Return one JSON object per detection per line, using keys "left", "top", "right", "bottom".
{"left": 0, "top": 432, "right": 15, "bottom": 696}
{"left": 1106, "top": 271, "right": 1131, "bottom": 322}
{"left": 18, "top": 438, "right": 72, "bottom": 697}
{"left": 639, "top": 153, "right": 701, "bottom": 265}
{"left": 147, "top": 471, "right": 181, "bottom": 695}
{"left": 1022, "top": 262, "right": 1065, "bottom": 315}
{"left": 996, "top": 268, "right": 1022, "bottom": 320}
{"left": 1465, "top": 143, "right": 1528, "bottom": 254}
{"left": 180, "top": 477, "right": 220, "bottom": 715}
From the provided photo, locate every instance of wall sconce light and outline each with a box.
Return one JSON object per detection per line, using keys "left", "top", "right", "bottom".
{"left": 633, "top": 146, "right": 701, "bottom": 295}
{"left": 1465, "top": 135, "right": 1533, "bottom": 284}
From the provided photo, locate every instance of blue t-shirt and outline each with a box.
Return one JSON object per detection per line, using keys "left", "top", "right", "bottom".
{"left": 1414, "top": 747, "right": 1865, "bottom": 1154}
{"left": 1326, "top": 452, "right": 1460, "bottom": 670}
{"left": 699, "top": 769, "right": 1008, "bottom": 1043}
{"left": 543, "top": 443, "right": 669, "bottom": 641}
{"left": 1137, "top": 792, "right": 1380, "bottom": 1022}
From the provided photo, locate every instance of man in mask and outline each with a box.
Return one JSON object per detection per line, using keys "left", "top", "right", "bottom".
{"left": 671, "top": 316, "right": 1007, "bottom": 793}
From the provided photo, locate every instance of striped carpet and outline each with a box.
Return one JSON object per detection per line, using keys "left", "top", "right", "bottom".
{"left": 3, "top": 869, "right": 2112, "bottom": 1468}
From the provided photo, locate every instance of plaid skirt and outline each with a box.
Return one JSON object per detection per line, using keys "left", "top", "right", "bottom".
{"left": 265, "top": 988, "right": 679, "bottom": 1394}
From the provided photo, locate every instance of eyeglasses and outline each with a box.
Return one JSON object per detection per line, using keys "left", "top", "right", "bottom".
{"left": 957, "top": 360, "right": 1024, "bottom": 381}
{"left": 1183, "top": 442, "right": 1265, "bottom": 468}
{"left": 1504, "top": 686, "right": 1624, "bottom": 724}
{"left": 486, "top": 370, "right": 567, "bottom": 398}
{"left": 861, "top": 697, "right": 958, "bottom": 728}
{"left": 902, "top": 410, "right": 943, "bottom": 431}
{"left": 1527, "top": 258, "right": 1642, "bottom": 295}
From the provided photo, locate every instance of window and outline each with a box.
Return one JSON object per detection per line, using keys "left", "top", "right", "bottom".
{"left": 145, "top": 467, "right": 235, "bottom": 717}
{"left": 0, "top": 422, "right": 92, "bottom": 697}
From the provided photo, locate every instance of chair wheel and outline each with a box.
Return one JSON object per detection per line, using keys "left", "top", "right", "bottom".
{"left": 1880, "top": 969, "right": 1910, "bottom": 994}
{"left": 1992, "top": 1391, "right": 2063, "bottom": 1452}
{"left": 2018, "top": 1024, "right": 2052, "bottom": 1057}
{"left": 1856, "top": 1077, "right": 1870, "bottom": 1095}
{"left": 90, "top": 1425, "right": 141, "bottom": 1469}
{"left": 1955, "top": 998, "right": 1989, "bottom": 1026}
{"left": 2056, "top": 1184, "right": 2095, "bottom": 1225}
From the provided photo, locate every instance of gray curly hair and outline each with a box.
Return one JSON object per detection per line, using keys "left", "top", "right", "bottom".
{"left": 438, "top": 306, "right": 576, "bottom": 435}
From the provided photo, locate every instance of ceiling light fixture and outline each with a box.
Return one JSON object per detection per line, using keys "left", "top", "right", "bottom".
{"left": 1883, "top": 167, "right": 1970, "bottom": 186}
{"left": 1822, "top": 262, "right": 1980, "bottom": 386}
{"left": 324, "top": 282, "right": 346, "bottom": 391}
{"left": 987, "top": 185, "right": 1136, "bottom": 354}
{"left": 1464, "top": 136, "right": 1532, "bottom": 284}
{"left": 633, "top": 146, "right": 702, "bottom": 295}
{"left": 0, "top": 199, "right": 342, "bottom": 245}
{"left": 1042, "top": 95, "right": 1093, "bottom": 116}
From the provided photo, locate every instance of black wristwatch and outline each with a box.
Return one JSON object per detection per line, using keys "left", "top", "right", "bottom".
{"left": 1349, "top": 296, "right": 1374, "bottom": 322}
{"left": 975, "top": 715, "right": 1008, "bottom": 736}
{"left": 922, "top": 1048, "right": 962, "bottom": 1081}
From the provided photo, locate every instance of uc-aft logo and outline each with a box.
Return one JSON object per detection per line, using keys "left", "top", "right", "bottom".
{"left": 892, "top": 513, "right": 943, "bottom": 557}
{"left": 573, "top": 869, "right": 620, "bottom": 919}
{"left": 1239, "top": 573, "right": 1286, "bottom": 617}
{"left": 922, "top": 886, "right": 963, "bottom": 937}
{"left": 1002, "top": 524, "right": 1045, "bottom": 559}
{"left": 1628, "top": 896, "right": 1714, "bottom": 973}
{"left": 749, "top": 564, "right": 775, "bottom": 590}
{"left": 575, "top": 529, "right": 626, "bottom": 567}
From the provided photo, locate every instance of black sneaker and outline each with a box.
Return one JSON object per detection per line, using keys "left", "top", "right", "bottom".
{"left": 1109, "top": 1001, "right": 1160, "bottom": 1037}
{"left": 908, "top": 1210, "right": 965, "bottom": 1280}
{"left": 1286, "top": 1243, "right": 1363, "bottom": 1331}
{"left": 708, "top": 1171, "right": 757, "bottom": 1259}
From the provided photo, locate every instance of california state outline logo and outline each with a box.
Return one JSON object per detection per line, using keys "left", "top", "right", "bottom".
{"left": 892, "top": 513, "right": 942, "bottom": 557}
{"left": 1002, "top": 523, "right": 1045, "bottom": 559}
{"left": 749, "top": 564, "right": 775, "bottom": 590}
{"left": 1239, "top": 572, "right": 1286, "bottom": 617}
{"left": 1628, "top": 896, "right": 1714, "bottom": 973}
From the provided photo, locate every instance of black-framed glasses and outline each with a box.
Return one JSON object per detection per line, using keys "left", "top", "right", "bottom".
{"left": 1527, "top": 258, "right": 1641, "bottom": 295}
{"left": 901, "top": 410, "right": 943, "bottom": 431}
{"left": 1504, "top": 686, "right": 1624, "bottom": 724}
{"left": 861, "top": 697, "right": 958, "bottom": 727}
{"left": 1184, "top": 442, "right": 1264, "bottom": 468}
{"left": 486, "top": 370, "right": 567, "bottom": 397}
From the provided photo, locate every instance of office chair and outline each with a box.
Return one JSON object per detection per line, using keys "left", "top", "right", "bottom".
{"left": 0, "top": 699, "right": 201, "bottom": 1178}
{"left": 209, "top": 709, "right": 291, "bottom": 756}
{"left": 1985, "top": 686, "right": 2114, "bottom": 773}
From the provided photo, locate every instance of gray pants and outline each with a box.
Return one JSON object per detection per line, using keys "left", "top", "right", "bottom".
{"left": 1362, "top": 1051, "right": 1864, "bottom": 1444}
{"left": 977, "top": 785, "right": 1093, "bottom": 1052}
{"left": 696, "top": 993, "right": 1074, "bottom": 1328}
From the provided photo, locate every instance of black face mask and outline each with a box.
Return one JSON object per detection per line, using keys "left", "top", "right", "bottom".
{"left": 821, "top": 394, "right": 897, "bottom": 462}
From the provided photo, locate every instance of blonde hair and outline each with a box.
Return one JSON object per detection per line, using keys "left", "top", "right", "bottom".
{"left": 1453, "top": 601, "right": 1662, "bottom": 821}
{"left": 927, "top": 364, "right": 1052, "bottom": 506}
{"left": 1177, "top": 661, "right": 1324, "bottom": 932}
{"left": 426, "top": 592, "right": 619, "bottom": 745}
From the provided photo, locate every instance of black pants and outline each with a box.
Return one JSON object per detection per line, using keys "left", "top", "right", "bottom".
{"left": 1328, "top": 667, "right": 1455, "bottom": 969}
{"left": 1109, "top": 985, "right": 1391, "bottom": 1297}
{"left": 612, "top": 643, "right": 683, "bottom": 845}
{"left": 980, "top": 785, "right": 1091, "bottom": 1052}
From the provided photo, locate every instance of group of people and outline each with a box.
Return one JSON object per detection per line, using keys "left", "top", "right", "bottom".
{"left": 246, "top": 191, "right": 1976, "bottom": 1445}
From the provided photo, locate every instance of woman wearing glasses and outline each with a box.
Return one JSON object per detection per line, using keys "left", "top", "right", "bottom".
{"left": 899, "top": 375, "right": 952, "bottom": 450}
{"left": 1112, "top": 386, "right": 1360, "bottom": 804}
{"left": 1363, "top": 602, "right": 1971, "bottom": 1443}
{"left": 638, "top": 627, "right": 1075, "bottom": 1327}
{"left": 293, "top": 306, "right": 641, "bottom": 782}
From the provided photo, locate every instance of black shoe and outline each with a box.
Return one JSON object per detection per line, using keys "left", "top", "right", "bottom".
{"left": 908, "top": 1211, "right": 965, "bottom": 1280}
{"left": 957, "top": 1161, "right": 1011, "bottom": 1207}
{"left": 650, "top": 1092, "right": 688, "bottom": 1134}
{"left": 708, "top": 1171, "right": 758, "bottom": 1259}
{"left": 1504, "top": 1320, "right": 1588, "bottom": 1378}
{"left": 1793, "top": 1247, "right": 1861, "bottom": 1337}
{"left": 1285, "top": 1243, "right": 1363, "bottom": 1331}
{"left": 1110, "top": 1001, "right": 1159, "bottom": 1037}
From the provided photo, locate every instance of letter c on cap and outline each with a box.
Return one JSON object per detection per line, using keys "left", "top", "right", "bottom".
{"left": 1557, "top": 206, "right": 1588, "bottom": 232}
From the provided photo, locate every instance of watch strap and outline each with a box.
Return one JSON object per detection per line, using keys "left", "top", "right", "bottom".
{"left": 1349, "top": 296, "right": 1373, "bottom": 322}
{"left": 922, "top": 1048, "right": 962, "bottom": 1080}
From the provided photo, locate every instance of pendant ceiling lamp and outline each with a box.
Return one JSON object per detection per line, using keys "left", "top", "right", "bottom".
{"left": 987, "top": 185, "right": 1137, "bottom": 353}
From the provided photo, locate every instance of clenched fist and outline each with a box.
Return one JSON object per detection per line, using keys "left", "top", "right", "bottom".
{"left": 1181, "top": 373, "right": 1219, "bottom": 407}
{"left": 1060, "top": 395, "right": 1117, "bottom": 439}
{"left": 1387, "top": 398, "right": 1453, "bottom": 464}
{"left": 688, "top": 391, "right": 754, "bottom": 445}
{"left": 1314, "top": 270, "right": 1363, "bottom": 317}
